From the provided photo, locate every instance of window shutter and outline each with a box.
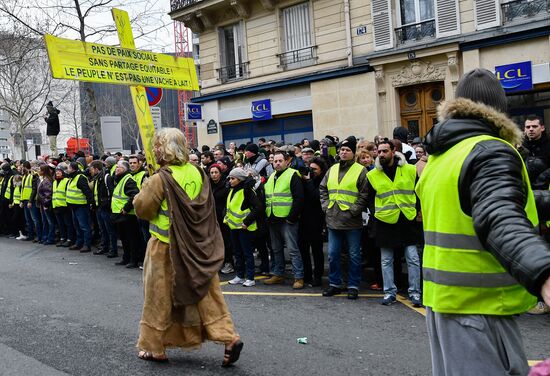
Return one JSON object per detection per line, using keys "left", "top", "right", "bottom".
{"left": 371, "top": 0, "right": 393, "bottom": 50}
{"left": 474, "top": 0, "right": 501, "bottom": 30}
{"left": 218, "top": 28, "right": 227, "bottom": 68}
{"left": 435, "top": 0, "right": 461, "bottom": 37}
{"left": 282, "top": 2, "right": 311, "bottom": 52}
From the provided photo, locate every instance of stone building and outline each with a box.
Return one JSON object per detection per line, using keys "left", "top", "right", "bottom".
{"left": 169, "top": 0, "right": 550, "bottom": 146}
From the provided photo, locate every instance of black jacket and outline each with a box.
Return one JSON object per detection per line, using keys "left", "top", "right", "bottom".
{"left": 0, "top": 169, "right": 14, "bottom": 201}
{"left": 210, "top": 177, "right": 229, "bottom": 222}
{"left": 94, "top": 169, "right": 115, "bottom": 210}
{"left": 424, "top": 98, "right": 550, "bottom": 299}
{"left": 45, "top": 107, "right": 60, "bottom": 136}
{"left": 300, "top": 175, "right": 324, "bottom": 233}
{"left": 522, "top": 133, "right": 550, "bottom": 189}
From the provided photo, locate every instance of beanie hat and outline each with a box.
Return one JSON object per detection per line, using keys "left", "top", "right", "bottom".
{"left": 56, "top": 162, "right": 68, "bottom": 172}
{"left": 455, "top": 68, "right": 507, "bottom": 113}
{"left": 245, "top": 143, "right": 259, "bottom": 154}
{"left": 105, "top": 156, "right": 116, "bottom": 167}
{"left": 229, "top": 167, "right": 248, "bottom": 181}
{"left": 340, "top": 136, "right": 357, "bottom": 154}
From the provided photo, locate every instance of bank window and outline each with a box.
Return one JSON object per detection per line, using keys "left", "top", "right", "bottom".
{"left": 279, "top": 2, "right": 315, "bottom": 69}
{"left": 218, "top": 22, "right": 247, "bottom": 83}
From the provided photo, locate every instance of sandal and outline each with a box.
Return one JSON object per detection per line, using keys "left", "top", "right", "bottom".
{"left": 221, "top": 338, "right": 244, "bottom": 367}
{"left": 138, "top": 351, "right": 169, "bottom": 363}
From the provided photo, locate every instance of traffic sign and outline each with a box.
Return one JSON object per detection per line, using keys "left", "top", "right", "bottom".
{"left": 146, "top": 87, "right": 163, "bottom": 106}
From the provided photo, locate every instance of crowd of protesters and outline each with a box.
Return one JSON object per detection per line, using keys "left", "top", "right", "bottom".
{"left": 0, "top": 115, "right": 548, "bottom": 313}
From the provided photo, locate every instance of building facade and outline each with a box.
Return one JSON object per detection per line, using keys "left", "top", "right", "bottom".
{"left": 170, "top": 0, "right": 550, "bottom": 146}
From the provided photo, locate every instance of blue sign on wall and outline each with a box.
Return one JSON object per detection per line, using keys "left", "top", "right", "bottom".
{"left": 187, "top": 104, "right": 202, "bottom": 120}
{"left": 252, "top": 99, "right": 272, "bottom": 121}
{"left": 495, "top": 61, "right": 533, "bottom": 93}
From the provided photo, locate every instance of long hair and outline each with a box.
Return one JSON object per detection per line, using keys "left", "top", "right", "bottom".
{"left": 153, "top": 128, "right": 189, "bottom": 166}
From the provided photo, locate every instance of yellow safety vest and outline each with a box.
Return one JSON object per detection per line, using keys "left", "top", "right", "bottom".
{"left": 327, "top": 162, "right": 364, "bottom": 211}
{"left": 416, "top": 135, "right": 537, "bottom": 315}
{"left": 132, "top": 170, "right": 146, "bottom": 190}
{"left": 66, "top": 174, "right": 87, "bottom": 205}
{"left": 367, "top": 163, "right": 417, "bottom": 224}
{"left": 52, "top": 178, "right": 68, "bottom": 208}
{"left": 13, "top": 185, "right": 21, "bottom": 205}
{"left": 3, "top": 176, "right": 13, "bottom": 200}
{"left": 149, "top": 163, "right": 203, "bottom": 243}
{"left": 264, "top": 168, "right": 296, "bottom": 218}
{"left": 224, "top": 188, "right": 257, "bottom": 231}
{"left": 111, "top": 174, "right": 135, "bottom": 215}
{"left": 21, "top": 173, "right": 34, "bottom": 201}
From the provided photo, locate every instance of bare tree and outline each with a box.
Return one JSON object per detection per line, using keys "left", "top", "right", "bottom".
{"left": 0, "top": 28, "right": 54, "bottom": 159}
{"left": 0, "top": 0, "right": 174, "bottom": 154}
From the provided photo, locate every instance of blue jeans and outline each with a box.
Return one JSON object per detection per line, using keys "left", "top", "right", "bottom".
{"left": 328, "top": 228, "right": 362, "bottom": 290}
{"left": 40, "top": 208, "right": 56, "bottom": 243}
{"left": 380, "top": 245, "right": 421, "bottom": 297}
{"left": 96, "top": 207, "right": 118, "bottom": 252}
{"left": 23, "top": 202, "right": 35, "bottom": 239}
{"left": 269, "top": 221, "right": 303, "bottom": 279}
{"left": 55, "top": 208, "right": 75, "bottom": 243}
{"left": 71, "top": 205, "right": 91, "bottom": 248}
{"left": 24, "top": 203, "right": 42, "bottom": 241}
{"left": 230, "top": 229, "right": 255, "bottom": 280}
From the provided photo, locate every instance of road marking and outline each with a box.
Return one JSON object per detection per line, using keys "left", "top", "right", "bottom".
{"left": 219, "top": 275, "right": 268, "bottom": 286}
{"left": 528, "top": 360, "right": 543, "bottom": 366}
{"left": 396, "top": 295, "right": 427, "bottom": 316}
{"left": 222, "top": 291, "right": 384, "bottom": 298}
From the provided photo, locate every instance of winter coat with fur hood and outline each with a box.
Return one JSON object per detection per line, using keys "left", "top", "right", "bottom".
{"left": 424, "top": 97, "right": 550, "bottom": 299}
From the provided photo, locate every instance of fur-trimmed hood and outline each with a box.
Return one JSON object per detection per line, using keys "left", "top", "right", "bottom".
{"left": 374, "top": 151, "right": 407, "bottom": 171}
{"left": 425, "top": 97, "right": 523, "bottom": 155}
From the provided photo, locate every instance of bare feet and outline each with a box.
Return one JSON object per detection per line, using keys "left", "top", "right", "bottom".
{"left": 222, "top": 336, "right": 244, "bottom": 367}
{"left": 138, "top": 350, "right": 168, "bottom": 363}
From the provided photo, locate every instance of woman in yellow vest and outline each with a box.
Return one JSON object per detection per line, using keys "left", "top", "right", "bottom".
{"left": 134, "top": 128, "right": 243, "bottom": 366}
{"left": 66, "top": 161, "right": 93, "bottom": 252}
{"left": 225, "top": 167, "right": 261, "bottom": 287}
{"left": 20, "top": 161, "right": 41, "bottom": 242}
{"left": 9, "top": 174, "right": 26, "bottom": 240}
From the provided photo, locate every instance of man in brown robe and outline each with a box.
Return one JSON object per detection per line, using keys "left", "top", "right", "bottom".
{"left": 134, "top": 128, "right": 243, "bottom": 366}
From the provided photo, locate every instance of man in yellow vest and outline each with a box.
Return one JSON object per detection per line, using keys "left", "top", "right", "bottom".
{"left": 66, "top": 161, "right": 94, "bottom": 252}
{"left": 319, "top": 136, "right": 368, "bottom": 299}
{"left": 263, "top": 151, "right": 305, "bottom": 289}
{"left": 20, "top": 161, "right": 41, "bottom": 242}
{"left": 89, "top": 160, "right": 117, "bottom": 256}
{"left": 129, "top": 154, "right": 149, "bottom": 254}
{"left": 417, "top": 69, "right": 550, "bottom": 375}
{"left": 52, "top": 163, "right": 75, "bottom": 247}
{"left": 0, "top": 162, "right": 15, "bottom": 236}
{"left": 367, "top": 139, "right": 422, "bottom": 307}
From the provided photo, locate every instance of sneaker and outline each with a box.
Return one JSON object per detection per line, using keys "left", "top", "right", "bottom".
{"left": 228, "top": 276, "right": 245, "bottom": 285}
{"left": 243, "top": 279, "right": 256, "bottom": 287}
{"left": 369, "top": 283, "right": 382, "bottom": 291}
{"left": 527, "top": 301, "right": 550, "bottom": 315}
{"left": 263, "top": 275, "right": 285, "bottom": 285}
{"left": 220, "top": 263, "right": 235, "bottom": 274}
{"left": 347, "top": 288, "right": 359, "bottom": 300}
{"left": 381, "top": 294, "right": 397, "bottom": 306}
{"left": 322, "top": 286, "right": 343, "bottom": 297}
{"left": 293, "top": 279, "right": 304, "bottom": 290}
{"left": 16, "top": 234, "right": 27, "bottom": 240}
{"left": 410, "top": 294, "right": 422, "bottom": 308}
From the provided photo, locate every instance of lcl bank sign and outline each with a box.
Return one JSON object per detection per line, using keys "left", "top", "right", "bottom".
{"left": 251, "top": 99, "right": 272, "bottom": 121}
{"left": 495, "top": 61, "right": 533, "bottom": 93}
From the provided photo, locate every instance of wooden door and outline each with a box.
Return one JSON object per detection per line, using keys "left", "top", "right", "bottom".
{"left": 399, "top": 82, "right": 445, "bottom": 138}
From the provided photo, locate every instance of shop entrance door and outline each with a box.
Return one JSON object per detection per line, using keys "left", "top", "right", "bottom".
{"left": 399, "top": 82, "right": 445, "bottom": 138}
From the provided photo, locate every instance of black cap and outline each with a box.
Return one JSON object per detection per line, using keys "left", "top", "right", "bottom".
{"left": 455, "top": 68, "right": 507, "bottom": 113}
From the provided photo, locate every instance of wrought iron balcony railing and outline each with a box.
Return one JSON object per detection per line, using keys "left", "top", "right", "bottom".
{"left": 277, "top": 46, "right": 317, "bottom": 69}
{"left": 395, "top": 20, "right": 436, "bottom": 45}
{"left": 170, "top": 0, "right": 203, "bottom": 12}
{"left": 502, "top": 0, "right": 550, "bottom": 23}
{"left": 217, "top": 62, "right": 249, "bottom": 83}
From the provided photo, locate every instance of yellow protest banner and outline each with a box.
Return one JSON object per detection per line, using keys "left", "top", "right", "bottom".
{"left": 111, "top": 8, "right": 158, "bottom": 173}
{"left": 44, "top": 34, "right": 199, "bottom": 91}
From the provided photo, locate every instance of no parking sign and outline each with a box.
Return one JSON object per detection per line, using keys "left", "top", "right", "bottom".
{"left": 146, "top": 87, "right": 163, "bottom": 106}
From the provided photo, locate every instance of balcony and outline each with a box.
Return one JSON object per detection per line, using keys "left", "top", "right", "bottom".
{"left": 277, "top": 46, "right": 317, "bottom": 70}
{"left": 501, "top": 0, "right": 550, "bottom": 24}
{"left": 170, "top": 0, "right": 204, "bottom": 12}
{"left": 217, "top": 62, "right": 249, "bottom": 83}
{"left": 395, "top": 20, "right": 436, "bottom": 45}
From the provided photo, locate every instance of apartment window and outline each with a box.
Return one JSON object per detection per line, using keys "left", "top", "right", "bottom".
{"left": 279, "top": 2, "right": 315, "bottom": 69}
{"left": 396, "top": 0, "right": 436, "bottom": 44}
{"left": 218, "top": 22, "right": 247, "bottom": 83}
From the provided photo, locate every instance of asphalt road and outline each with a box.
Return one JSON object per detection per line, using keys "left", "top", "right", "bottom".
{"left": 0, "top": 239, "right": 548, "bottom": 376}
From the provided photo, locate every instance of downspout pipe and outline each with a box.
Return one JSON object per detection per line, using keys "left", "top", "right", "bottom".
{"left": 344, "top": 0, "right": 353, "bottom": 67}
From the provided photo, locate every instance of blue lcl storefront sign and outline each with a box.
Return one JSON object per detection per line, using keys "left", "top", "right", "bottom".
{"left": 252, "top": 99, "right": 272, "bottom": 121}
{"left": 187, "top": 104, "right": 202, "bottom": 120}
{"left": 495, "top": 61, "right": 533, "bottom": 93}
